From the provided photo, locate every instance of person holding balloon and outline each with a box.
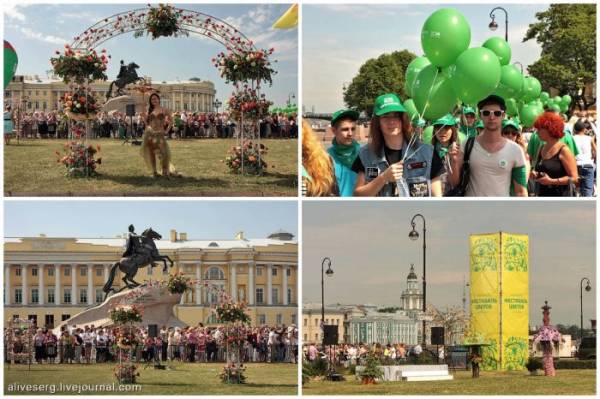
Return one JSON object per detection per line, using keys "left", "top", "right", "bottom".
{"left": 449, "top": 95, "right": 528, "bottom": 197}
{"left": 530, "top": 111, "right": 578, "bottom": 196}
{"left": 352, "top": 93, "right": 444, "bottom": 197}
{"left": 431, "top": 114, "right": 460, "bottom": 195}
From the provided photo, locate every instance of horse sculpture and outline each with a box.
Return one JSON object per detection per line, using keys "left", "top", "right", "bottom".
{"left": 103, "top": 227, "right": 173, "bottom": 297}
{"left": 106, "top": 61, "right": 142, "bottom": 100}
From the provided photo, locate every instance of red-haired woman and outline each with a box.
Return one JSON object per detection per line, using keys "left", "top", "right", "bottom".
{"left": 531, "top": 112, "right": 578, "bottom": 196}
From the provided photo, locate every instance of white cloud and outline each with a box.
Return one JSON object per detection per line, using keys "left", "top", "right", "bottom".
{"left": 19, "top": 27, "right": 68, "bottom": 45}
{"left": 4, "top": 4, "right": 27, "bottom": 22}
{"left": 57, "top": 11, "right": 102, "bottom": 23}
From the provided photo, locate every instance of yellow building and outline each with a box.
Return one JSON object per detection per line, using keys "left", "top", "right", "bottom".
{"left": 4, "top": 75, "right": 216, "bottom": 113}
{"left": 4, "top": 229, "right": 297, "bottom": 328}
{"left": 302, "top": 303, "right": 350, "bottom": 345}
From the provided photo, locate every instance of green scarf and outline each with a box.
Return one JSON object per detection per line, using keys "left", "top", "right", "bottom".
{"left": 330, "top": 138, "right": 360, "bottom": 168}
{"left": 435, "top": 142, "right": 450, "bottom": 159}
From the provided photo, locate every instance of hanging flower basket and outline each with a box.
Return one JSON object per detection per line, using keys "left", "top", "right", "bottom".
{"left": 116, "top": 329, "right": 139, "bottom": 351}
{"left": 214, "top": 299, "right": 251, "bottom": 324}
{"left": 50, "top": 46, "right": 109, "bottom": 84}
{"left": 214, "top": 48, "right": 276, "bottom": 85}
{"left": 56, "top": 141, "right": 102, "bottom": 178}
{"left": 109, "top": 304, "right": 143, "bottom": 325}
{"left": 135, "top": 4, "right": 188, "bottom": 40}
{"left": 228, "top": 86, "right": 272, "bottom": 121}
{"left": 224, "top": 140, "right": 268, "bottom": 175}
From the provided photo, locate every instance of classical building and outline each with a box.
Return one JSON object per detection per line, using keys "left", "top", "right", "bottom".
{"left": 4, "top": 75, "right": 216, "bottom": 113}
{"left": 4, "top": 229, "right": 297, "bottom": 328}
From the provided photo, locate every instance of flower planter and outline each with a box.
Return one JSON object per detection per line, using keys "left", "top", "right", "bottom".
{"left": 361, "top": 376, "right": 376, "bottom": 385}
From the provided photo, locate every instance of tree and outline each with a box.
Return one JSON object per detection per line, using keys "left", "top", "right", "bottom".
{"left": 344, "top": 50, "right": 416, "bottom": 117}
{"left": 189, "top": 77, "right": 202, "bottom": 82}
{"left": 377, "top": 307, "right": 401, "bottom": 313}
{"left": 523, "top": 4, "right": 596, "bottom": 110}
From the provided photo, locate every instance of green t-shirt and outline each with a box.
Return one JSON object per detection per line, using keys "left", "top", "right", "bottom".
{"left": 527, "top": 131, "right": 579, "bottom": 163}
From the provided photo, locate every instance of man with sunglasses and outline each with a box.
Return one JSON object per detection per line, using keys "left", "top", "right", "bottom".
{"left": 327, "top": 109, "right": 360, "bottom": 196}
{"left": 449, "top": 95, "right": 527, "bottom": 196}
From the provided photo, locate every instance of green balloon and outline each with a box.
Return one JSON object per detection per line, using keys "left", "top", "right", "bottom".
{"left": 404, "top": 56, "right": 431, "bottom": 98}
{"left": 449, "top": 47, "right": 501, "bottom": 105}
{"left": 404, "top": 98, "right": 419, "bottom": 121}
{"left": 521, "top": 103, "right": 541, "bottom": 128}
{"left": 421, "top": 8, "right": 471, "bottom": 68}
{"left": 4, "top": 40, "right": 18, "bottom": 88}
{"left": 559, "top": 102, "right": 569, "bottom": 113}
{"left": 495, "top": 65, "right": 523, "bottom": 100}
{"left": 521, "top": 77, "right": 541, "bottom": 102}
{"left": 552, "top": 95, "right": 561, "bottom": 105}
{"left": 540, "top": 91, "right": 550, "bottom": 103}
{"left": 506, "top": 98, "right": 519, "bottom": 117}
{"left": 422, "top": 125, "right": 434, "bottom": 145}
{"left": 413, "top": 65, "right": 458, "bottom": 121}
{"left": 482, "top": 36, "right": 511, "bottom": 66}
{"left": 561, "top": 94, "right": 572, "bottom": 106}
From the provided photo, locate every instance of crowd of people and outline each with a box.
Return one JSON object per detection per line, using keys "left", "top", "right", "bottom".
{"left": 3, "top": 106, "right": 298, "bottom": 142}
{"left": 5, "top": 323, "right": 299, "bottom": 365}
{"left": 303, "top": 93, "right": 597, "bottom": 197}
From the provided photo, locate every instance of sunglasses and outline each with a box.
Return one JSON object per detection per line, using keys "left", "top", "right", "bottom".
{"left": 480, "top": 110, "right": 504, "bottom": 117}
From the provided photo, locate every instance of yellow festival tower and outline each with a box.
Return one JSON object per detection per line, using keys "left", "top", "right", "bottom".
{"left": 469, "top": 232, "right": 529, "bottom": 370}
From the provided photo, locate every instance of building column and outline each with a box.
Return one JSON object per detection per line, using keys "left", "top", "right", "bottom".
{"left": 55, "top": 264, "right": 61, "bottom": 305}
{"left": 104, "top": 264, "right": 110, "bottom": 283}
{"left": 248, "top": 263, "right": 255, "bottom": 306}
{"left": 22, "top": 264, "right": 29, "bottom": 306}
{"left": 267, "top": 264, "right": 273, "bottom": 305}
{"left": 195, "top": 263, "right": 202, "bottom": 305}
{"left": 39, "top": 264, "right": 45, "bottom": 306}
{"left": 71, "top": 265, "right": 77, "bottom": 306}
{"left": 5, "top": 264, "right": 11, "bottom": 305}
{"left": 283, "top": 266, "right": 289, "bottom": 306}
{"left": 230, "top": 264, "right": 237, "bottom": 301}
{"left": 87, "top": 264, "right": 94, "bottom": 305}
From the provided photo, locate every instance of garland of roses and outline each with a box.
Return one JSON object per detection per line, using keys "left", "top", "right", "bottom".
{"left": 109, "top": 304, "right": 143, "bottom": 324}
{"left": 60, "top": 88, "right": 100, "bottom": 116}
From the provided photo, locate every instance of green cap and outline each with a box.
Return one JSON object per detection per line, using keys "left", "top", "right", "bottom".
{"left": 502, "top": 119, "right": 521, "bottom": 131}
{"left": 432, "top": 113, "right": 457, "bottom": 127}
{"left": 331, "top": 109, "right": 359, "bottom": 127}
{"left": 475, "top": 120, "right": 484, "bottom": 129}
{"left": 462, "top": 106, "right": 476, "bottom": 115}
{"left": 373, "top": 93, "right": 406, "bottom": 116}
{"left": 412, "top": 118, "right": 426, "bottom": 128}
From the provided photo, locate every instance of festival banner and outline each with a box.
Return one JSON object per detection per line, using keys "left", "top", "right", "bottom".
{"left": 500, "top": 233, "right": 529, "bottom": 370}
{"left": 470, "top": 233, "right": 501, "bottom": 370}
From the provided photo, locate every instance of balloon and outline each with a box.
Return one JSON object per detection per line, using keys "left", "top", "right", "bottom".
{"left": 561, "top": 94, "right": 572, "bottom": 106}
{"left": 422, "top": 125, "right": 434, "bottom": 145}
{"left": 521, "top": 103, "right": 542, "bottom": 128}
{"left": 413, "top": 65, "right": 458, "bottom": 121}
{"left": 403, "top": 98, "right": 419, "bottom": 121}
{"left": 552, "top": 96, "right": 562, "bottom": 105}
{"left": 495, "top": 65, "right": 523, "bottom": 100}
{"left": 449, "top": 47, "right": 501, "bottom": 105}
{"left": 520, "top": 77, "right": 541, "bottom": 102}
{"left": 482, "top": 37, "right": 511, "bottom": 66}
{"left": 506, "top": 98, "right": 519, "bottom": 117}
{"left": 559, "top": 102, "right": 569, "bottom": 113}
{"left": 540, "top": 91, "right": 550, "bottom": 103}
{"left": 421, "top": 8, "right": 471, "bottom": 68}
{"left": 4, "top": 40, "right": 18, "bottom": 88}
{"left": 404, "top": 56, "right": 431, "bottom": 98}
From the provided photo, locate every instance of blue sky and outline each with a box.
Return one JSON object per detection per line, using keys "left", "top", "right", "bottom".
{"left": 4, "top": 3, "right": 298, "bottom": 107}
{"left": 303, "top": 3, "right": 551, "bottom": 113}
{"left": 4, "top": 200, "right": 298, "bottom": 239}
{"left": 303, "top": 201, "right": 596, "bottom": 326}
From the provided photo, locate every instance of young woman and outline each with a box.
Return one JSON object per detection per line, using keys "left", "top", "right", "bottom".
{"left": 141, "top": 93, "right": 180, "bottom": 178}
{"left": 301, "top": 121, "right": 338, "bottom": 196}
{"left": 531, "top": 112, "right": 578, "bottom": 196}
{"left": 430, "top": 114, "right": 459, "bottom": 196}
{"left": 572, "top": 119, "right": 596, "bottom": 196}
{"left": 352, "top": 93, "right": 443, "bottom": 197}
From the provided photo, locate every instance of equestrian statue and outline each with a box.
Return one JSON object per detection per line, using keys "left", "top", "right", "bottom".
{"left": 103, "top": 225, "right": 174, "bottom": 298}
{"left": 106, "top": 60, "right": 143, "bottom": 100}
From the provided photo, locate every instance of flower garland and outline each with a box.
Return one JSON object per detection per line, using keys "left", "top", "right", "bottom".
{"left": 56, "top": 142, "right": 102, "bottom": 178}
{"left": 213, "top": 48, "right": 276, "bottom": 86}
{"left": 136, "top": 3, "right": 188, "bottom": 40}
{"left": 167, "top": 272, "right": 191, "bottom": 294}
{"left": 227, "top": 86, "right": 272, "bottom": 121}
{"left": 224, "top": 140, "right": 268, "bottom": 175}
{"left": 109, "top": 304, "right": 143, "bottom": 325}
{"left": 50, "top": 45, "right": 109, "bottom": 84}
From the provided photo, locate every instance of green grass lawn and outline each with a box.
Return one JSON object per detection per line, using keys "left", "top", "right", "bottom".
{"left": 302, "top": 369, "right": 596, "bottom": 395}
{"left": 4, "top": 362, "right": 298, "bottom": 395}
{"left": 4, "top": 139, "right": 297, "bottom": 196}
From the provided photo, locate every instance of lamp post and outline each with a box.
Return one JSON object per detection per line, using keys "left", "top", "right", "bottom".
{"left": 287, "top": 93, "right": 295, "bottom": 107}
{"left": 409, "top": 214, "right": 427, "bottom": 346}
{"left": 213, "top": 99, "right": 222, "bottom": 114}
{"left": 321, "top": 257, "right": 333, "bottom": 349}
{"left": 489, "top": 7, "right": 509, "bottom": 42}
{"left": 513, "top": 61, "right": 524, "bottom": 75}
{"left": 580, "top": 277, "right": 592, "bottom": 342}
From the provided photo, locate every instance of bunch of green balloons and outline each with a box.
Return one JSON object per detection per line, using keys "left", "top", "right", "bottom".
{"left": 403, "top": 8, "right": 572, "bottom": 127}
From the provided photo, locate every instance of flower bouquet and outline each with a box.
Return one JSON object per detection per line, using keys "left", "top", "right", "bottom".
{"left": 116, "top": 329, "right": 139, "bottom": 350}
{"left": 213, "top": 48, "right": 277, "bottom": 85}
{"left": 50, "top": 45, "right": 109, "bottom": 84}
{"left": 138, "top": 4, "right": 188, "bottom": 40}
{"left": 215, "top": 299, "right": 251, "bottom": 324}
{"left": 114, "top": 363, "right": 139, "bottom": 384}
{"left": 227, "top": 87, "right": 272, "bottom": 121}
{"left": 109, "top": 304, "right": 143, "bottom": 325}
{"left": 56, "top": 141, "right": 102, "bottom": 178}
{"left": 219, "top": 363, "right": 246, "bottom": 384}
{"left": 167, "top": 272, "right": 191, "bottom": 294}
{"left": 224, "top": 140, "right": 268, "bottom": 175}
{"left": 61, "top": 88, "right": 100, "bottom": 121}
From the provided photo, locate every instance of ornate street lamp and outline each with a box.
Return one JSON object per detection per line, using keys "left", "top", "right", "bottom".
{"left": 409, "top": 214, "right": 427, "bottom": 346}
{"left": 321, "top": 257, "right": 333, "bottom": 349}
{"left": 489, "top": 7, "right": 509, "bottom": 42}
{"left": 287, "top": 93, "right": 295, "bottom": 107}
{"left": 513, "top": 61, "right": 524, "bottom": 75}
{"left": 580, "top": 277, "right": 592, "bottom": 342}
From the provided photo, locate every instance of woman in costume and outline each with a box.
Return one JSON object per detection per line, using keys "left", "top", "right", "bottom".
{"left": 141, "top": 93, "right": 179, "bottom": 178}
